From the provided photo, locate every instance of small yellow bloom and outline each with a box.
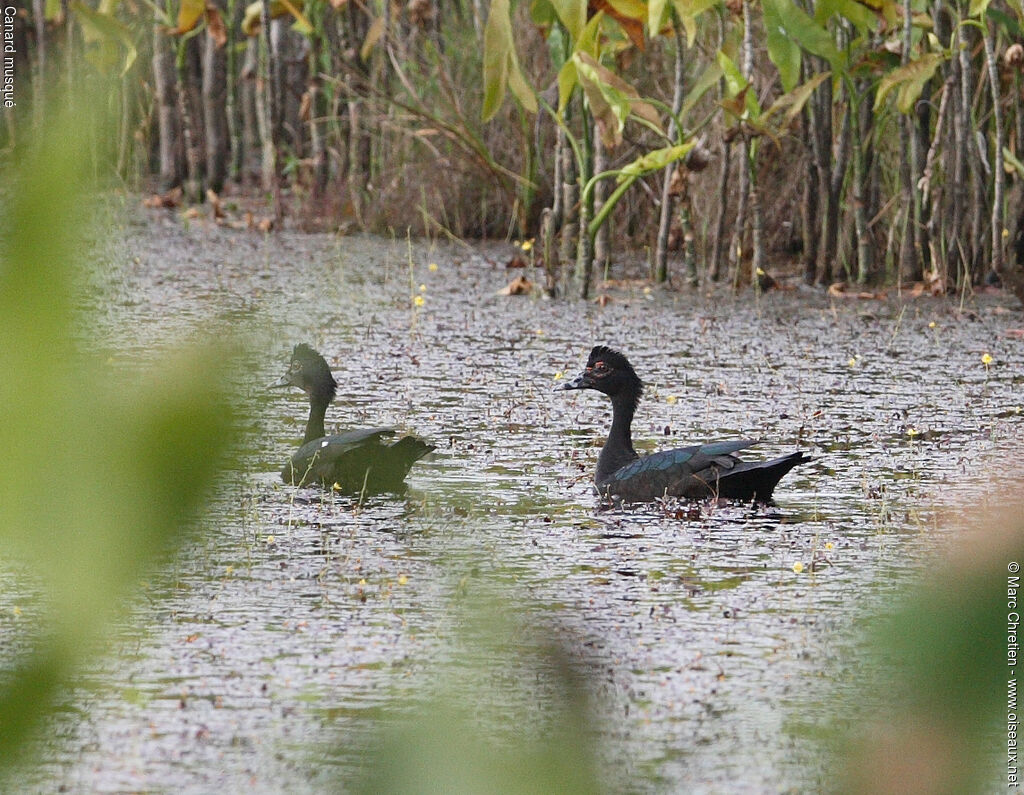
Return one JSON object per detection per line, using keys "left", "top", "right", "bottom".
{"left": 535, "top": 329, "right": 544, "bottom": 336}
{"left": 332, "top": 482, "right": 341, "bottom": 490}
{"left": 358, "top": 579, "right": 367, "bottom": 586}
{"left": 824, "top": 542, "right": 834, "bottom": 551}
{"left": 982, "top": 352, "right": 993, "bottom": 366}
{"left": 792, "top": 561, "right": 805, "bottom": 574}
{"left": 521, "top": 239, "right": 534, "bottom": 252}
{"left": 666, "top": 395, "right": 678, "bottom": 404}
{"left": 225, "top": 565, "right": 234, "bottom": 575}
{"left": 428, "top": 262, "right": 438, "bottom": 272}
{"left": 907, "top": 427, "right": 920, "bottom": 438}
{"left": 1003, "top": 228, "right": 1010, "bottom": 239}
{"left": 266, "top": 535, "right": 275, "bottom": 545}
{"left": 553, "top": 371, "right": 563, "bottom": 380}
{"left": 928, "top": 321, "right": 936, "bottom": 329}
{"left": 419, "top": 283, "right": 426, "bottom": 292}
{"left": 398, "top": 574, "right": 408, "bottom": 586}
{"left": 413, "top": 295, "right": 425, "bottom": 307}
{"left": 12, "top": 606, "right": 21, "bottom": 617}
{"left": 847, "top": 357, "right": 857, "bottom": 368}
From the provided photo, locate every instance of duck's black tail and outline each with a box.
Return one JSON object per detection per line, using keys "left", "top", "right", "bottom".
{"left": 717, "top": 451, "right": 810, "bottom": 503}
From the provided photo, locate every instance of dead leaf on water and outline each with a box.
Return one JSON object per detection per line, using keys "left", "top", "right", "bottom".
{"left": 142, "top": 187, "right": 182, "bottom": 209}
{"left": 498, "top": 275, "right": 533, "bottom": 296}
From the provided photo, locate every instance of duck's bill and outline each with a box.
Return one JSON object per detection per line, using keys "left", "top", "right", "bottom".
{"left": 269, "top": 373, "right": 292, "bottom": 389}
{"left": 560, "top": 373, "right": 593, "bottom": 391}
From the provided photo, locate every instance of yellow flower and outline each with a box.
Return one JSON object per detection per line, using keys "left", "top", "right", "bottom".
{"left": 666, "top": 395, "right": 678, "bottom": 404}
{"left": 266, "top": 535, "right": 275, "bottom": 545}
{"left": 928, "top": 321, "right": 936, "bottom": 329}
{"left": 982, "top": 352, "right": 993, "bottom": 366}
{"left": 398, "top": 574, "right": 408, "bottom": 586}
{"left": 413, "top": 295, "right": 425, "bottom": 307}
{"left": 906, "top": 427, "right": 919, "bottom": 438}
{"left": 824, "top": 542, "right": 834, "bottom": 551}
{"left": 419, "top": 283, "right": 426, "bottom": 292}
{"left": 358, "top": 578, "right": 367, "bottom": 586}
{"left": 521, "top": 239, "right": 534, "bottom": 252}
{"left": 331, "top": 482, "right": 341, "bottom": 490}
{"left": 535, "top": 329, "right": 544, "bottom": 335}
{"left": 847, "top": 357, "right": 857, "bottom": 368}
{"left": 225, "top": 565, "right": 234, "bottom": 575}
{"left": 12, "top": 606, "right": 21, "bottom": 617}
{"left": 428, "top": 262, "right": 438, "bottom": 272}
{"left": 553, "top": 371, "right": 563, "bottom": 380}
{"left": 792, "top": 561, "right": 805, "bottom": 574}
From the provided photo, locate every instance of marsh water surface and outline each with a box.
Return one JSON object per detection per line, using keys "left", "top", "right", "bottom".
{"left": 10, "top": 206, "right": 1024, "bottom": 792}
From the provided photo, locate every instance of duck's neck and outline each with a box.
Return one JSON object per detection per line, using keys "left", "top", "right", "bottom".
{"left": 304, "top": 392, "right": 330, "bottom": 443}
{"left": 597, "top": 390, "right": 639, "bottom": 482}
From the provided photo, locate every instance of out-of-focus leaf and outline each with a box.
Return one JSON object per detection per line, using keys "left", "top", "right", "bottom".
{"left": 617, "top": 142, "right": 695, "bottom": 180}
{"left": 874, "top": 52, "right": 942, "bottom": 112}
{"left": 648, "top": 0, "right": 668, "bottom": 33}
{"left": 681, "top": 60, "right": 722, "bottom": 118}
{"left": 968, "top": 0, "right": 990, "bottom": 16}
{"left": 574, "top": 51, "right": 662, "bottom": 147}
{"left": 815, "top": 0, "right": 878, "bottom": 31}
{"left": 206, "top": 5, "right": 228, "bottom": 46}
{"left": 550, "top": 0, "right": 587, "bottom": 41}
{"left": 278, "top": 0, "right": 313, "bottom": 34}
{"left": 354, "top": 597, "right": 602, "bottom": 795}
{"left": 482, "top": 0, "right": 538, "bottom": 120}
{"left": 762, "top": 0, "right": 801, "bottom": 91}
{"left": 764, "top": 0, "right": 844, "bottom": 68}
{"left": 240, "top": 0, "right": 306, "bottom": 36}
{"left": 71, "top": 1, "right": 137, "bottom": 75}
{"left": 716, "top": 49, "right": 759, "bottom": 118}
{"left": 592, "top": 0, "right": 646, "bottom": 48}
{"left": 0, "top": 87, "right": 237, "bottom": 762}
{"left": 671, "top": 0, "right": 718, "bottom": 45}
{"left": 531, "top": 0, "right": 558, "bottom": 25}
{"left": 557, "top": 58, "right": 577, "bottom": 111}
{"left": 1004, "top": 146, "right": 1024, "bottom": 177}
{"left": 360, "top": 16, "right": 384, "bottom": 61}
{"left": 171, "top": 0, "right": 205, "bottom": 33}
{"left": 762, "top": 70, "right": 830, "bottom": 127}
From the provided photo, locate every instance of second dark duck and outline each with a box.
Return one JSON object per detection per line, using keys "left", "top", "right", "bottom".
{"left": 563, "top": 346, "right": 809, "bottom": 503}
{"left": 272, "top": 344, "right": 434, "bottom": 493}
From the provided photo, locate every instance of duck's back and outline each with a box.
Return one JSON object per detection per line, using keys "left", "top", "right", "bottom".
{"left": 282, "top": 427, "right": 434, "bottom": 492}
{"left": 599, "top": 440, "right": 756, "bottom": 501}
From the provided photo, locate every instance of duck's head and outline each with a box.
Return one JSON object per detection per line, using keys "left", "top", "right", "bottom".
{"left": 271, "top": 343, "right": 338, "bottom": 402}
{"left": 562, "top": 345, "right": 643, "bottom": 403}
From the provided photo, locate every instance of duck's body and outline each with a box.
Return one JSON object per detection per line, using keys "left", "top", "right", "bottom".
{"left": 273, "top": 344, "right": 433, "bottom": 493}
{"left": 563, "top": 346, "right": 808, "bottom": 503}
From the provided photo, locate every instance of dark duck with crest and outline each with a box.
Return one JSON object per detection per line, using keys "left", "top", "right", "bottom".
{"left": 271, "top": 344, "right": 434, "bottom": 492}
{"left": 562, "top": 346, "right": 809, "bottom": 503}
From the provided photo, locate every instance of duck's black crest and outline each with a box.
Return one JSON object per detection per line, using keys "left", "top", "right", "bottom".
{"left": 293, "top": 343, "right": 337, "bottom": 402}
{"left": 589, "top": 345, "right": 643, "bottom": 406}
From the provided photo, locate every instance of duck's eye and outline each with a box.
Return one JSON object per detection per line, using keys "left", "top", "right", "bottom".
{"left": 591, "top": 361, "right": 609, "bottom": 375}
{"left": 290, "top": 361, "right": 302, "bottom": 372}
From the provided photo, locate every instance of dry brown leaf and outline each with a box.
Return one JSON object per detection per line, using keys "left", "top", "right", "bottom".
{"left": 142, "top": 186, "right": 182, "bottom": 208}
{"left": 257, "top": 217, "right": 274, "bottom": 232}
{"left": 206, "top": 189, "right": 225, "bottom": 219}
{"left": 594, "top": 293, "right": 612, "bottom": 306}
{"left": 505, "top": 254, "right": 528, "bottom": 269}
{"left": 205, "top": 5, "right": 227, "bottom": 47}
{"left": 498, "top": 275, "right": 533, "bottom": 296}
